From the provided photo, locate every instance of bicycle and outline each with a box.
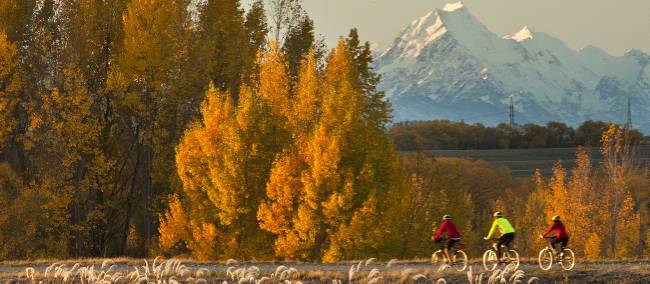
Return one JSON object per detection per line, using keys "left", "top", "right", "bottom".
{"left": 538, "top": 237, "right": 575, "bottom": 271}
{"left": 482, "top": 239, "right": 519, "bottom": 271}
{"left": 431, "top": 238, "right": 468, "bottom": 271}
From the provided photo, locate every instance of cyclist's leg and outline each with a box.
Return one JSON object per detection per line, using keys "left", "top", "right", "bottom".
{"left": 443, "top": 239, "right": 453, "bottom": 264}
{"left": 504, "top": 233, "right": 515, "bottom": 249}
{"left": 496, "top": 235, "right": 507, "bottom": 260}
{"left": 558, "top": 237, "right": 569, "bottom": 256}
{"left": 550, "top": 237, "right": 560, "bottom": 252}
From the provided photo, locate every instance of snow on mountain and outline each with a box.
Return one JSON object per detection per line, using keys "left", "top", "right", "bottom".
{"left": 375, "top": 2, "right": 650, "bottom": 132}
{"left": 505, "top": 26, "right": 533, "bottom": 42}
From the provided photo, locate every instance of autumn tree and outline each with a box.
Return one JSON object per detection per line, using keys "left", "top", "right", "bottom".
{"left": 168, "top": 43, "right": 294, "bottom": 259}
{"left": 0, "top": 0, "right": 36, "bottom": 42}
{"left": 197, "top": 0, "right": 250, "bottom": 96}
{"left": 600, "top": 124, "right": 640, "bottom": 258}
{"left": 282, "top": 15, "right": 316, "bottom": 78}
{"left": 0, "top": 32, "right": 20, "bottom": 147}
{"left": 110, "top": 0, "right": 192, "bottom": 255}
{"left": 267, "top": 0, "right": 303, "bottom": 42}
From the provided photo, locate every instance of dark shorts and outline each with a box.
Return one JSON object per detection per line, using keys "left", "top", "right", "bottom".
{"left": 498, "top": 232, "right": 515, "bottom": 248}
{"left": 445, "top": 238, "right": 460, "bottom": 250}
{"left": 551, "top": 237, "right": 569, "bottom": 249}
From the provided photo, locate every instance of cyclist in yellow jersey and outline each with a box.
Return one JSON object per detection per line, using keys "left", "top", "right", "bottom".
{"left": 484, "top": 211, "right": 516, "bottom": 262}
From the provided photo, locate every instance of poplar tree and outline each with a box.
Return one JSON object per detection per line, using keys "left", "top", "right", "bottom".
{"left": 0, "top": 33, "right": 20, "bottom": 147}
{"left": 113, "top": 0, "right": 191, "bottom": 254}
{"left": 198, "top": 0, "right": 249, "bottom": 96}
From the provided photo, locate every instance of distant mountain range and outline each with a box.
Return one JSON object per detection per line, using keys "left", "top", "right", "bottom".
{"left": 374, "top": 1, "right": 650, "bottom": 133}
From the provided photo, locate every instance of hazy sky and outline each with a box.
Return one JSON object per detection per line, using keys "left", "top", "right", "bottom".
{"left": 241, "top": 0, "right": 650, "bottom": 55}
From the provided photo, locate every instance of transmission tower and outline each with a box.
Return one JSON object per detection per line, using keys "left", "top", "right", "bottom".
{"left": 626, "top": 96, "right": 632, "bottom": 128}
{"left": 509, "top": 96, "right": 515, "bottom": 127}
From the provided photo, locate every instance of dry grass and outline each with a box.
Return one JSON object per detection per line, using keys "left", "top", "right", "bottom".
{"left": 2, "top": 257, "right": 649, "bottom": 283}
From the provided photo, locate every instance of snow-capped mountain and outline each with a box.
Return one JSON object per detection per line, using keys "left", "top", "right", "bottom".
{"left": 375, "top": 1, "right": 650, "bottom": 132}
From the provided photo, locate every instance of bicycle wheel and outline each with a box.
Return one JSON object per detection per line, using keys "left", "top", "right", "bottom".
{"left": 482, "top": 250, "right": 498, "bottom": 271}
{"left": 431, "top": 250, "right": 444, "bottom": 267}
{"left": 560, "top": 248, "right": 575, "bottom": 271}
{"left": 538, "top": 248, "right": 553, "bottom": 271}
{"left": 452, "top": 250, "right": 468, "bottom": 272}
{"left": 507, "top": 249, "right": 520, "bottom": 270}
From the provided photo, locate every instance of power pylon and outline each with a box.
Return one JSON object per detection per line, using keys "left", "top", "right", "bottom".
{"left": 509, "top": 96, "right": 515, "bottom": 127}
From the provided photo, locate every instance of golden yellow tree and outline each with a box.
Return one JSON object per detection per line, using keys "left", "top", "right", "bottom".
{"left": 518, "top": 169, "right": 548, "bottom": 256}
{"left": 257, "top": 49, "right": 322, "bottom": 260}
{"left": 566, "top": 147, "right": 596, "bottom": 256}
{"left": 544, "top": 162, "right": 568, "bottom": 222}
{"left": 114, "top": 0, "right": 192, "bottom": 252}
{"left": 600, "top": 124, "right": 639, "bottom": 258}
{"left": 0, "top": 32, "right": 20, "bottom": 145}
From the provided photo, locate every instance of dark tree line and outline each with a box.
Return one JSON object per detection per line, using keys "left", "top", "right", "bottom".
{"left": 390, "top": 120, "right": 646, "bottom": 151}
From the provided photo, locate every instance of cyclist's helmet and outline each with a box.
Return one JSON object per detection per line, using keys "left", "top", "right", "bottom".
{"left": 443, "top": 214, "right": 452, "bottom": 220}
{"left": 493, "top": 211, "right": 503, "bottom": 218}
{"left": 552, "top": 215, "right": 561, "bottom": 221}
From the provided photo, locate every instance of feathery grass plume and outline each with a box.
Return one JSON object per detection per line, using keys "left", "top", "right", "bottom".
{"left": 70, "top": 263, "right": 81, "bottom": 273}
{"left": 487, "top": 270, "right": 500, "bottom": 284}
{"left": 437, "top": 263, "right": 450, "bottom": 272}
{"left": 365, "top": 258, "right": 377, "bottom": 266}
{"left": 44, "top": 263, "right": 59, "bottom": 278}
{"left": 176, "top": 264, "right": 191, "bottom": 277}
{"left": 287, "top": 267, "right": 299, "bottom": 279}
{"left": 400, "top": 268, "right": 414, "bottom": 277}
{"left": 527, "top": 277, "right": 539, "bottom": 284}
{"left": 257, "top": 276, "right": 271, "bottom": 283}
{"left": 227, "top": 266, "right": 237, "bottom": 279}
{"left": 101, "top": 258, "right": 114, "bottom": 270}
{"left": 24, "top": 267, "right": 35, "bottom": 280}
{"left": 144, "top": 259, "right": 150, "bottom": 278}
{"left": 467, "top": 266, "right": 485, "bottom": 284}
{"left": 348, "top": 264, "right": 356, "bottom": 282}
{"left": 437, "top": 278, "right": 448, "bottom": 284}
{"left": 367, "top": 268, "right": 380, "bottom": 279}
{"left": 355, "top": 261, "right": 363, "bottom": 272}
{"left": 273, "top": 265, "right": 288, "bottom": 278}
{"left": 412, "top": 273, "right": 427, "bottom": 281}
{"left": 509, "top": 270, "right": 525, "bottom": 283}
{"left": 152, "top": 256, "right": 161, "bottom": 270}
{"left": 164, "top": 259, "right": 174, "bottom": 276}
{"left": 196, "top": 268, "right": 209, "bottom": 278}
{"left": 386, "top": 259, "right": 398, "bottom": 269}
{"left": 196, "top": 279, "right": 208, "bottom": 284}
{"left": 226, "top": 259, "right": 239, "bottom": 266}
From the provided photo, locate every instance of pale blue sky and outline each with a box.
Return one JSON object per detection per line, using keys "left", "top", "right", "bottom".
{"left": 241, "top": 0, "right": 650, "bottom": 55}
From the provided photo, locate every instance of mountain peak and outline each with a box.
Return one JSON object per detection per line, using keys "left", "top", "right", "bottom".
{"left": 505, "top": 26, "right": 533, "bottom": 42}
{"left": 442, "top": 1, "right": 464, "bottom": 12}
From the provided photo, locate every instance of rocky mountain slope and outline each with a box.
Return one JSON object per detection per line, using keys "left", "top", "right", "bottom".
{"left": 374, "top": 2, "right": 650, "bottom": 132}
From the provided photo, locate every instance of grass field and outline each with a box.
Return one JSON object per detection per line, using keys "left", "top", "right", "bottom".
{"left": 3, "top": 257, "right": 650, "bottom": 283}
{"left": 421, "top": 146, "right": 650, "bottom": 178}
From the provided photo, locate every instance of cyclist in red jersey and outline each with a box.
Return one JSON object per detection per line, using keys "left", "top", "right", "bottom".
{"left": 432, "top": 215, "right": 461, "bottom": 264}
{"left": 540, "top": 215, "right": 569, "bottom": 256}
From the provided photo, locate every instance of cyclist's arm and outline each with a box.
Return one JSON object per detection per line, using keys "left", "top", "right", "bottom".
{"left": 542, "top": 222, "right": 557, "bottom": 237}
{"left": 433, "top": 223, "right": 446, "bottom": 240}
{"left": 486, "top": 220, "right": 498, "bottom": 239}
